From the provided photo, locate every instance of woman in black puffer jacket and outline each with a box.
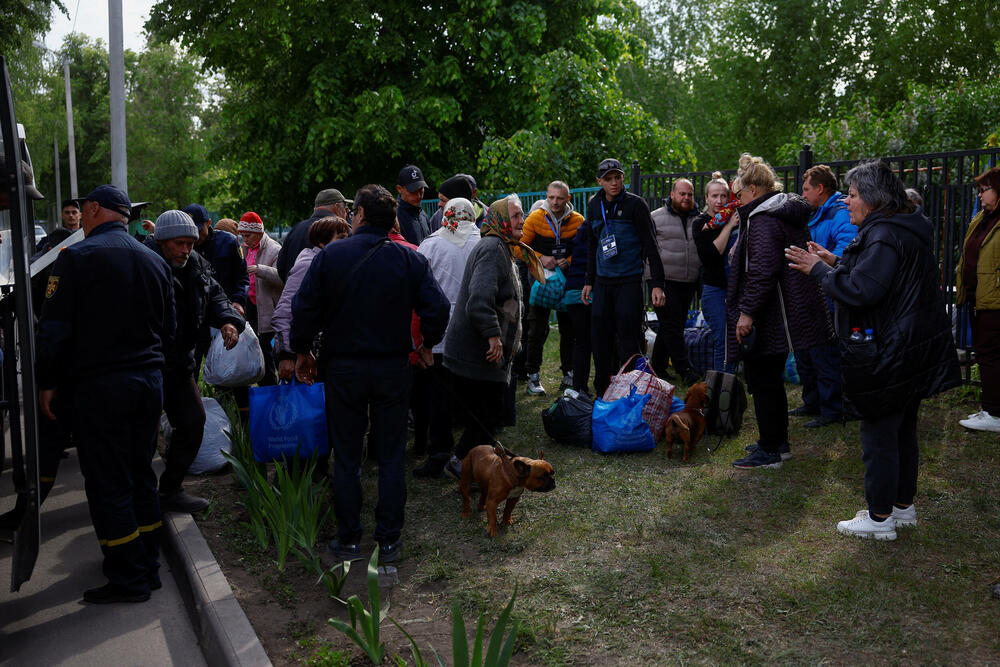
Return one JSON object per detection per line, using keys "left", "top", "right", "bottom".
{"left": 727, "top": 154, "right": 832, "bottom": 470}
{"left": 787, "top": 160, "right": 960, "bottom": 541}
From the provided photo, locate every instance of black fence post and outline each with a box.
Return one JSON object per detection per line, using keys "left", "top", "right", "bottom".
{"left": 797, "top": 144, "right": 814, "bottom": 192}
{"left": 631, "top": 160, "right": 641, "bottom": 196}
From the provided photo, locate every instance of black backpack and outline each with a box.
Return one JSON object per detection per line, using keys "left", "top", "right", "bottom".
{"left": 542, "top": 393, "right": 594, "bottom": 448}
{"left": 704, "top": 370, "right": 748, "bottom": 436}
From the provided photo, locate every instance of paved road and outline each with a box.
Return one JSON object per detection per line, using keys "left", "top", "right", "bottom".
{"left": 0, "top": 449, "right": 206, "bottom": 666}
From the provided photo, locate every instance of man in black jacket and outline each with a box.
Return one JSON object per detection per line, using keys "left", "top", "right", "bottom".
{"left": 292, "top": 184, "right": 449, "bottom": 565}
{"left": 36, "top": 185, "right": 175, "bottom": 603}
{"left": 582, "top": 159, "right": 666, "bottom": 396}
{"left": 151, "top": 210, "right": 245, "bottom": 513}
{"left": 184, "top": 203, "right": 248, "bottom": 312}
{"left": 395, "top": 164, "right": 430, "bottom": 245}
{"left": 275, "top": 188, "right": 353, "bottom": 282}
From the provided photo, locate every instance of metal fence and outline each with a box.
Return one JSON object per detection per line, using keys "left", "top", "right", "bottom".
{"left": 634, "top": 145, "right": 1000, "bottom": 382}
{"left": 421, "top": 186, "right": 605, "bottom": 219}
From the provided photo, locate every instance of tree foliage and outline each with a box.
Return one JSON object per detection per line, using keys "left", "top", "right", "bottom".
{"left": 13, "top": 33, "right": 207, "bottom": 220}
{"left": 630, "top": 0, "right": 1000, "bottom": 170}
{"left": 147, "top": 0, "right": 695, "bottom": 221}
{"left": 777, "top": 79, "right": 1000, "bottom": 163}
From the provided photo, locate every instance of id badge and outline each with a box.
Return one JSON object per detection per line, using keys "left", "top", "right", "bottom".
{"left": 601, "top": 234, "right": 617, "bottom": 259}
{"left": 551, "top": 243, "right": 568, "bottom": 260}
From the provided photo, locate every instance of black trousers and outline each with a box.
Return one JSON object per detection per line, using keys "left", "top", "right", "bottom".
{"left": 567, "top": 303, "right": 593, "bottom": 392}
{"left": 324, "top": 357, "right": 411, "bottom": 544}
{"left": 422, "top": 354, "right": 455, "bottom": 459}
{"left": 70, "top": 370, "right": 163, "bottom": 594}
{"left": 452, "top": 373, "right": 506, "bottom": 460}
{"left": 524, "top": 306, "right": 574, "bottom": 375}
{"left": 795, "top": 342, "right": 843, "bottom": 418}
{"left": 859, "top": 400, "right": 920, "bottom": 516}
{"left": 650, "top": 280, "right": 697, "bottom": 376}
{"left": 410, "top": 364, "right": 432, "bottom": 453}
{"left": 743, "top": 353, "right": 789, "bottom": 452}
{"left": 159, "top": 370, "right": 206, "bottom": 496}
{"left": 973, "top": 309, "right": 1000, "bottom": 413}
{"left": 591, "top": 280, "right": 644, "bottom": 397}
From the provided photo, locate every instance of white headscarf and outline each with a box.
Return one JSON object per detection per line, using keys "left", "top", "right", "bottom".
{"left": 430, "top": 197, "right": 479, "bottom": 248}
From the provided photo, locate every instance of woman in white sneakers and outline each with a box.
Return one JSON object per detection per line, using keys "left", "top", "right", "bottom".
{"left": 787, "top": 161, "right": 961, "bottom": 540}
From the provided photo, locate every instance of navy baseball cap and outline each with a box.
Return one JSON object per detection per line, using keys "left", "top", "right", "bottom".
{"left": 398, "top": 165, "right": 428, "bottom": 192}
{"left": 74, "top": 184, "right": 131, "bottom": 217}
{"left": 182, "top": 203, "right": 211, "bottom": 225}
{"left": 597, "top": 158, "right": 625, "bottom": 179}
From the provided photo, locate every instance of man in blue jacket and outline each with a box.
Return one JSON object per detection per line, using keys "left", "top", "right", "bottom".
{"left": 791, "top": 165, "right": 855, "bottom": 427}
{"left": 291, "top": 184, "right": 449, "bottom": 565}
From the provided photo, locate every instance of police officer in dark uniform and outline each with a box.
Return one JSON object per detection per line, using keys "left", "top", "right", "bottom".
{"left": 36, "top": 185, "right": 175, "bottom": 604}
{"left": 148, "top": 209, "right": 245, "bottom": 513}
{"left": 291, "top": 184, "right": 449, "bottom": 564}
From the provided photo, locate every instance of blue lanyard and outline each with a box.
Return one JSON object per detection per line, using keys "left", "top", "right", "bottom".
{"left": 544, "top": 214, "right": 561, "bottom": 243}
{"left": 600, "top": 193, "right": 624, "bottom": 235}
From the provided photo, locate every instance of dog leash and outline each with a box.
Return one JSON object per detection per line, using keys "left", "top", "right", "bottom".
{"left": 440, "top": 371, "right": 518, "bottom": 459}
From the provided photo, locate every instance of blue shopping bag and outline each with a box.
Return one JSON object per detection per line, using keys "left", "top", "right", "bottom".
{"left": 249, "top": 381, "right": 329, "bottom": 462}
{"left": 591, "top": 386, "right": 656, "bottom": 454}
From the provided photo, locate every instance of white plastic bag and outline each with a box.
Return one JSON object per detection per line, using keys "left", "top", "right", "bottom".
{"left": 159, "top": 397, "right": 233, "bottom": 475}
{"left": 203, "top": 321, "right": 265, "bottom": 387}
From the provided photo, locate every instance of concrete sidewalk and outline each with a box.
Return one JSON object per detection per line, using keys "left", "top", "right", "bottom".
{"left": 0, "top": 449, "right": 207, "bottom": 666}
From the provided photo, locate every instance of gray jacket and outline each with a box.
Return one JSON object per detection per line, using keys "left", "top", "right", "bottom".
{"left": 645, "top": 200, "right": 701, "bottom": 283}
{"left": 443, "top": 235, "right": 522, "bottom": 384}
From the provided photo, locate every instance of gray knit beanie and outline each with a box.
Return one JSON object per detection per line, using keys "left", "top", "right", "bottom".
{"left": 154, "top": 209, "right": 199, "bottom": 241}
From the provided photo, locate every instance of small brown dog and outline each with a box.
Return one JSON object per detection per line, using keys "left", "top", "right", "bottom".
{"left": 664, "top": 382, "right": 710, "bottom": 462}
{"left": 460, "top": 445, "right": 556, "bottom": 536}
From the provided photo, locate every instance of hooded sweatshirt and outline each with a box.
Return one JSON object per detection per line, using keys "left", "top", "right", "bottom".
{"left": 521, "top": 200, "right": 585, "bottom": 259}
{"left": 808, "top": 191, "right": 855, "bottom": 257}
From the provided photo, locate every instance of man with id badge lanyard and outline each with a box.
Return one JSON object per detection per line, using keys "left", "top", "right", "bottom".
{"left": 582, "top": 159, "right": 667, "bottom": 396}
{"left": 521, "top": 181, "right": 586, "bottom": 394}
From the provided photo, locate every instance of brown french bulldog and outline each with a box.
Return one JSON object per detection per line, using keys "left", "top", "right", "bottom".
{"left": 460, "top": 444, "right": 556, "bottom": 536}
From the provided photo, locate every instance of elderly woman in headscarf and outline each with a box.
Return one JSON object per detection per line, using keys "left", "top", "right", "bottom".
{"left": 411, "top": 198, "right": 483, "bottom": 477}
{"left": 441, "top": 194, "right": 544, "bottom": 478}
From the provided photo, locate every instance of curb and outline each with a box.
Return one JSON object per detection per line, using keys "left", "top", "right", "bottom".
{"left": 163, "top": 511, "right": 272, "bottom": 667}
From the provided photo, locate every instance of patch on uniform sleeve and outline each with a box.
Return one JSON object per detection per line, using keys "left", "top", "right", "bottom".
{"left": 45, "top": 276, "right": 59, "bottom": 299}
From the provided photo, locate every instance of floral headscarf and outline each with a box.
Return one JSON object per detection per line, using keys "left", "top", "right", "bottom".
{"left": 430, "top": 197, "right": 479, "bottom": 248}
{"left": 481, "top": 195, "right": 545, "bottom": 284}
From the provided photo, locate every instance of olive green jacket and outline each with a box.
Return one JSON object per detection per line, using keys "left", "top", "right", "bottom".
{"left": 956, "top": 210, "right": 1000, "bottom": 310}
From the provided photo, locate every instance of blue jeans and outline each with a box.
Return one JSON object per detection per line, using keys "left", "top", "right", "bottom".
{"left": 795, "top": 343, "right": 843, "bottom": 418}
{"left": 701, "top": 284, "right": 732, "bottom": 373}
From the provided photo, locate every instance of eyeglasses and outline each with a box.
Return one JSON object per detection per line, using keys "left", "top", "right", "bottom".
{"left": 734, "top": 189, "right": 744, "bottom": 198}
{"left": 978, "top": 186, "right": 994, "bottom": 195}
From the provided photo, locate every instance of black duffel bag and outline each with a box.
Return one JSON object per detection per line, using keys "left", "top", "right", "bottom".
{"left": 542, "top": 392, "right": 593, "bottom": 447}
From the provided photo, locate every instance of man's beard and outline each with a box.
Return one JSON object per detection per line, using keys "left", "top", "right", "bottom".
{"left": 171, "top": 258, "right": 188, "bottom": 269}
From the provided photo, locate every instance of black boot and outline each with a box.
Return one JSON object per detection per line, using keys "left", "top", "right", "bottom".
{"left": 413, "top": 453, "right": 450, "bottom": 478}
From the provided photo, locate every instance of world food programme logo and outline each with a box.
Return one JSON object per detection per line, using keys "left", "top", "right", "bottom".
{"left": 268, "top": 395, "right": 299, "bottom": 432}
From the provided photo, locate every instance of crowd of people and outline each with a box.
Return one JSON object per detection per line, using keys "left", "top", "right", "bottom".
{"left": 5, "top": 152, "right": 997, "bottom": 602}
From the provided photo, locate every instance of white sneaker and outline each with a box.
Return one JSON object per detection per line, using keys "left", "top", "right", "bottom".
{"left": 837, "top": 510, "right": 897, "bottom": 540}
{"left": 891, "top": 504, "right": 917, "bottom": 527}
{"left": 959, "top": 411, "right": 1000, "bottom": 433}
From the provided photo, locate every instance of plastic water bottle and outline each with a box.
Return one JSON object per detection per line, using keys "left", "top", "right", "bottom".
{"left": 849, "top": 327, "right": 863, "bottom": 341}
{"left": 863, "top": 328, "right": 874, "bottom": 342}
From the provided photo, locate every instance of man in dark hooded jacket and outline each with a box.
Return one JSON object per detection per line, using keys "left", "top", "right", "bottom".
{"left": 149, "top": 210, "right": 245, "bottom": 513}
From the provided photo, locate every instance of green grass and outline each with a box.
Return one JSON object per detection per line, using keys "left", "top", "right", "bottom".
{"left": 388, "top": 329, "right": 1000, "bottom": 664}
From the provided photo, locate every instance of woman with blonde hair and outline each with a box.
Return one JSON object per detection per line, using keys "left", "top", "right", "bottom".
{"left": 694, "top": 172, "right": 740, "bottom": 372}
{"left": 727, "top": 154, "right": 831, "bottom": 469}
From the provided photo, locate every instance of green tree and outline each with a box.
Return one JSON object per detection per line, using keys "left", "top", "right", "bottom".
{"left": 629, "top": 0, "right": 1000, "bottom": 170}
{"left": 126, "top": 41, "right": 206, "bottom": 211}
{"left": 147, "top": 0, "right": 694, "bottom": 221}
